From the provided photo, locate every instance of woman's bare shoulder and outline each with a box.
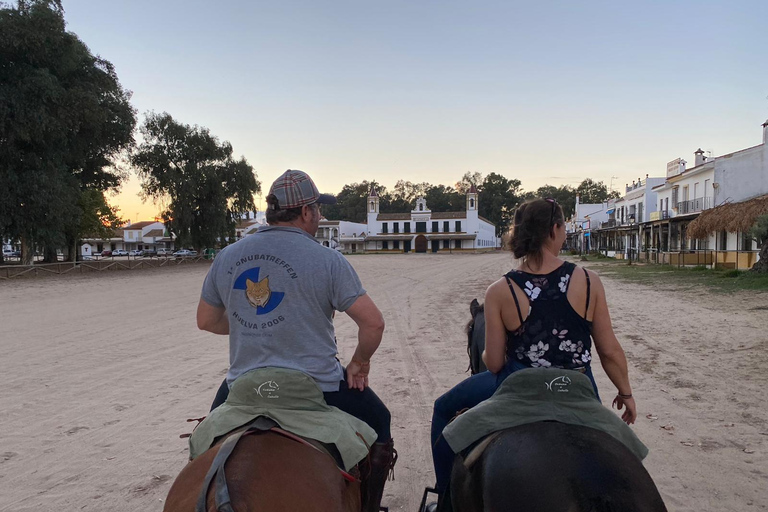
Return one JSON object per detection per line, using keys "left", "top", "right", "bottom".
{"left": 486, "top": 276, "right": 510, "bottom": 296}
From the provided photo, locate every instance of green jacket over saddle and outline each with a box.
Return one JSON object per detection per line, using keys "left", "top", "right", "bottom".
{"left": 188, "top": 367, "right": 377, "bottom": 470}
{"left": 442, "top": 368, "right": 649, "bottom": 460}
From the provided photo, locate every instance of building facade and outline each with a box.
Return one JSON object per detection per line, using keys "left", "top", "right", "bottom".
{"left": 364, "top": 186, "right": 499, "bottom": 253}
{"left": 584, "top": 120, "right": 767, "bottom": 268}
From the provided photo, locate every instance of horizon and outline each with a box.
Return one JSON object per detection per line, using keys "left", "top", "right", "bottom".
{"left": 58, "top": 0, "right": 768, "bottom": 223}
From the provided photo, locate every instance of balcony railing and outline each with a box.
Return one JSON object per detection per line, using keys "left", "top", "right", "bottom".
{"left": 676, "top": 197, "right": 712, "bottom": 214}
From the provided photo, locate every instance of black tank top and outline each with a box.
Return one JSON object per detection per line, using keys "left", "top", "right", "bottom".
{"left": 504, "top": 261, "right": 593, "bottom": 370}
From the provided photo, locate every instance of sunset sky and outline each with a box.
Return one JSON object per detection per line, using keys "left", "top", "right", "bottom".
{"left": 62, "top": 0, "right": 768, "bottom": 223}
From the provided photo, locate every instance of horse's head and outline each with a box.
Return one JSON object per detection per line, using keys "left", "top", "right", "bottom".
{"left": 466, "top": 299, "right": 487, "bottom": 375}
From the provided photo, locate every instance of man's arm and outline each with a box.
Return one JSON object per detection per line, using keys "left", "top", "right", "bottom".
{"left": 197, "top": 298, "right": 229, "bottom": 335}
{"left": 344, "top": 293, "right": 385, "bottom": 390}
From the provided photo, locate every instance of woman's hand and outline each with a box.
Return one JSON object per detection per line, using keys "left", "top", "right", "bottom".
{"left": 346, "top": 359, "right": 370, "bottom": 391}
{"left": 612, "top": 394, "right": 637, "bottom": 424}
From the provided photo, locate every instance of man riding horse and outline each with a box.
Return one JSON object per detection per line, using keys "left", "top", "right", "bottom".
{"left": 196, "top": 169, "right": 397, "bottom": 511}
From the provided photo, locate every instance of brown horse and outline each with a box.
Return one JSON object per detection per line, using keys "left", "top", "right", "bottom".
{"left": 164, "top": 429, "right": 361, "bottom": 512}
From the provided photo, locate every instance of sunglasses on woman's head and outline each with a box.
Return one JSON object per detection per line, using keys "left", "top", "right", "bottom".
{"left": 545, "top": 197, "right": 558, "bottom": 226}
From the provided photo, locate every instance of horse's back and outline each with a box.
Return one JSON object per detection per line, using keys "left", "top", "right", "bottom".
{"left": 164, "top": 432, "right": 358, "bottom": 512}
{"left": 452, "top": 422, "right": 666, "bottom": 512}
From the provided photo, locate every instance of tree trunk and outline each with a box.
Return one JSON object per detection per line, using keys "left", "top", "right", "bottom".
{"left": 21, "top": 235, "right": 34, "bottom": 265}
{"left": 67, "top": 238, "right": 78, "bottom": 262}
{"left": 749, "top": 238, "right": 768, "bottom": 273}
{"left": 43, "top": 245, "right": 58, "bottom": 264}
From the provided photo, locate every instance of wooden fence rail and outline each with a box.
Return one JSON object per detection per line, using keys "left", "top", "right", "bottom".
{"left": 0, "top": 256, "right": 209, "bottom": 280}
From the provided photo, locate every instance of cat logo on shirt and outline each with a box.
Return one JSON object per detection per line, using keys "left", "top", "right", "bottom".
{"left": 233, "top": 267, "right": 284, "bottom": 314}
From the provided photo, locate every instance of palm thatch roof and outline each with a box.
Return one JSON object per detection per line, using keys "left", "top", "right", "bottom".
{"left": 688, "top": 194, "right": 768, "bottom": 238}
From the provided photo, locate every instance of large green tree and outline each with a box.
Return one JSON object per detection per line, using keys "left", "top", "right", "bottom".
{"left": 132, "top": 112, "right": 259, "bottom": 250}
{"left": 423, "top": 184, "right": 464, "bottom": 212}
{"left": 479, "top": 172, "right": 523, "bottom": 236}
{"left": 321, "top": 181, "right": 384, "bottom": 223}
{"left": 455, "top": 171, "right": 483, "bottom": 194}
{"left": 0, "top": 0, "right": 136, "bottom": 264}
{"left": 525, "top": 185, "right": 577, "bottom": 219}
{"left": 576, "top": 178, "right": 619, "bottom": 204}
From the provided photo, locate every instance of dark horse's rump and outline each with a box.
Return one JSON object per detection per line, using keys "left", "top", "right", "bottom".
{"left": 449, "top": 421, "right": 666, "bottom": 512}
{"left": 164, "top": 431, "right": 359, "bottom": 512}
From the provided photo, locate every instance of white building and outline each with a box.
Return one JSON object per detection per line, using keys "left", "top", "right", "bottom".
{"left": 364, "top": 185, "right": 499, "bottom": 253}
{"left": 315, "top": 220, "right": 368, "bottom": 253}
{"left": 685, "top": 120, "right": 768, "bottom": 268}
{"left": 591, "top": 119, "right": 767, "bottom": 268}
{"left": 81, "top": 220, "right": 174, "bottom": 255}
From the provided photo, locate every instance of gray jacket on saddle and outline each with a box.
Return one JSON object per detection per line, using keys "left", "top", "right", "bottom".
{"left": 443, "top": 368, "right": 648, "bottom": 460}
{"left": 189, "top": 367, "right": 377, "bottom": 470}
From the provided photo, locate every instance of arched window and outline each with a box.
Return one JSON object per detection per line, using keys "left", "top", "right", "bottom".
{"left": 370, "top": 201, "right": 375, "bottom": 212}
{"left": 470, "top": 198, "right": 475, "bottom": 208}
{"left": 419, "top": 204, "right": 424, "bottom": 211}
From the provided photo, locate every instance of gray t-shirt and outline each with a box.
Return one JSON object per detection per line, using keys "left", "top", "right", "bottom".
{"left": 201, "top": 226, "right": 366, "bottom": 392}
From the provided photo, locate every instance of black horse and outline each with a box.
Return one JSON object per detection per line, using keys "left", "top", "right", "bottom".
{"left": 425, "top": 300, "right": 666, "bottom": 512}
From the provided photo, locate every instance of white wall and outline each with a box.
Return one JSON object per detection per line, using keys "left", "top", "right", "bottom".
{"left": 714, "top": 144, "right": 767, "bottom": 205}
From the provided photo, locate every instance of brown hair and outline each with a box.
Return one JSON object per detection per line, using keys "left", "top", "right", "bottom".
{"left": 265, "top": 194, "right": 320, "bottom": 224}
{"left": 507, "top": 198, "right": 564, "bottom": 268}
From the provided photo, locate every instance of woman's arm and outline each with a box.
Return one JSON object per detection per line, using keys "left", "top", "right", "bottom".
{"left": 589, "top": 271, "right": 637, "bottom": 424}
{"left": 482, "top": 280, "right": 509, "bottom": 374}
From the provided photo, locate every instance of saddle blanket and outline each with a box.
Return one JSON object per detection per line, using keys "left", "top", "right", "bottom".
{"left": 442, "top": 368, "right": 649, "bottom": 460}
{"left": 188, "top": 367, "right": 377, "bottom": 470}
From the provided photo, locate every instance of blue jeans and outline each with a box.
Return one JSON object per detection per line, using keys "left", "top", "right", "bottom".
{"left": 431, "top": 362, "right": 600, "bottom": 493}
{"left": 210, "top": 368, "right": 392, "bottom": 442}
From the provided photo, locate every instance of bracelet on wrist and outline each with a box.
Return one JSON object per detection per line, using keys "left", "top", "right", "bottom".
{"left": 618, "top": 393, "right": 633, "bottom": 399}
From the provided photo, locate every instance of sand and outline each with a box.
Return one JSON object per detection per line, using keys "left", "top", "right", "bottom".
{"left": 0, "top": 253, "right": 766, "bottom": 511}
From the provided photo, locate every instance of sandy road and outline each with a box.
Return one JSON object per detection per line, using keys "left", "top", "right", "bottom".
{"left": 0, "top": 253, "right": 766, "bottom": 511}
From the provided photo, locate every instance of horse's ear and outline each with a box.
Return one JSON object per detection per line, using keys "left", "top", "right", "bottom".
{"left": 470, "top": 298, "right": 480, "bottom": 316}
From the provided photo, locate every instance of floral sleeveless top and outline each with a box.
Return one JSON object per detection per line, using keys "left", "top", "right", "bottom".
{"left": 505, "top": 261, "right": 593, "bottom": 370}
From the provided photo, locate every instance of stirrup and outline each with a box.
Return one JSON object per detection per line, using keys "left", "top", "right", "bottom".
{"left": 418, "top": 487, "right": 439, "bottom": 512}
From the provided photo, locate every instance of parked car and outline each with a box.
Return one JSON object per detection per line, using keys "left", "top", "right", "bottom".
{"left": 157, "top": 248, "right": 173, "bottom": 256}
{"left": 143, "top": 249, "right": 157, "bottom": 257}
{"left": 173, "top": 249, "right": 198, "bottom": 257}
{"left": 128, "top": 249, "right": 144, "bottom": 257}
{"left": 113, "top": 249, "right": 129, "bottom": 256}
{"left": 100, "top": 249, "right": 113, "bottom": 257}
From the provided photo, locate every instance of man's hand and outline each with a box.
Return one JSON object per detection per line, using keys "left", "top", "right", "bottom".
{"left": 346, "top": 359, "right": 370, "bottom": 391}
{"left": 612, "top": 394, "right": 637, "bottom": 424}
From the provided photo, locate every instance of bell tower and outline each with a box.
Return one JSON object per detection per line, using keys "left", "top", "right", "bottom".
{"left": 367, "top": 185, "right": 380, "bottom": 236}
{"left": 466, "top": 184, "right": 478, "bottom": 212}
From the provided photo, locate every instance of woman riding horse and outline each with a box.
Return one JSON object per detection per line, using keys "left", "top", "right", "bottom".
{"left": 430, "top": 197, "right": 640, "bottom": 510}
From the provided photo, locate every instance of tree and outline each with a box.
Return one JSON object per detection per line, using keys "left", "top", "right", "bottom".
{"left": 321, "top": 181, "right": 384, "bottom": 223}
{"left": 0, "top": 0, "right": 136, "bottom": 264}
{"left": 455, "top": 172, "right": 483, "bottom": 194}
{"left": 576, "top": 178, "right": 616, "bottom": 204}
{"left": 132, "top": 112, "right": 259, "bottom": 250}
{"left": 479, "top": 173, "right": 522, "bottom": 236}
{"left": 423, "top": 184, "right": 464, "bottom": 212}
{"left": 748, "top": 214, "right": 768, "bottom": 273}
{"left": 525, "top": 185, "right": 578, "bottom": 219}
